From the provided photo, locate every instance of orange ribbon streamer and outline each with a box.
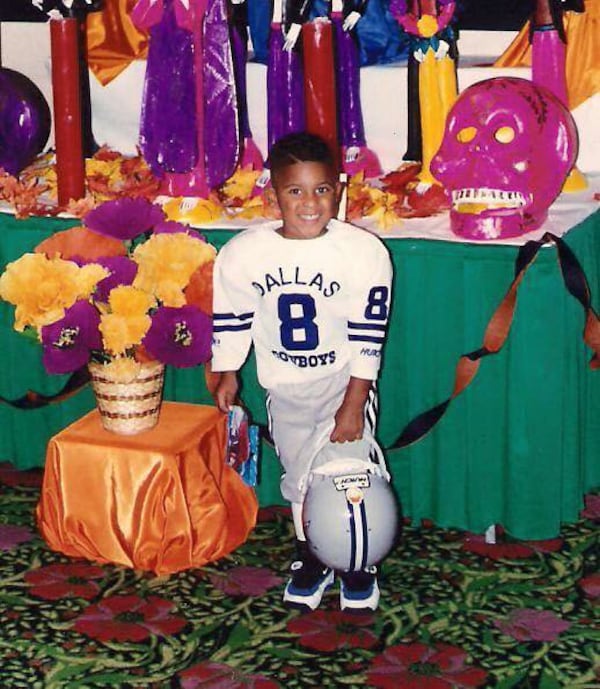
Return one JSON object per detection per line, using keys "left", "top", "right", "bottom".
{"left": 392, "top": 232, "right": 599, "bottom": 450}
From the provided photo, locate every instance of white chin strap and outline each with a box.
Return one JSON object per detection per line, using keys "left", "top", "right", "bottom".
{"left": 292, "top": 502, "right": 306, "bottom": 541}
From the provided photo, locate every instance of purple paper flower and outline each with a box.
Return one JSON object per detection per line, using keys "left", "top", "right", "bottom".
{"left": 494, "top": 608, "right": 571, "bottom": 642}
{"left": 143, "top": 305, "right": 212, "bottom": 367}
{"left": 41, "top": 300, "right": 102, "bottom": 374}
{"left": 92, "top": 256, "right": 138, "bottom": 303}
{"left": 0, "top": 524, "right": 34, "bottom": 551}
{"left": 83, "top": 197, "right": 165, "bottom": 241}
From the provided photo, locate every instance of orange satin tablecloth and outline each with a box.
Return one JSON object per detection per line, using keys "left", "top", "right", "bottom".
{"left": 36, "top": 402, "right": 258, "bottom": 575}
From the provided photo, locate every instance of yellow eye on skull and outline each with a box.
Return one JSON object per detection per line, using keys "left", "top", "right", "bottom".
{"left": 456, "top": 126, "right": 477, "bottom": 144}
{"left": 494, "top": 126, "right": 515, "bottom": 144}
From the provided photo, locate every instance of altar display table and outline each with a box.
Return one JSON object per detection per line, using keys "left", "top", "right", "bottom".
{"left": 2, "top": 195, "right": 599, "bottom": 541}
{"left": 36, "top": 403, "right": 258, "bottom": 574}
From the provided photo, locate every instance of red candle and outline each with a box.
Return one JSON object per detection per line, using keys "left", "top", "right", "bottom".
{"left": 50, "top": 17, "right": 86, "bottom": 205}
{"left": 302, "top": 19, "right": 339, "bottom": 168}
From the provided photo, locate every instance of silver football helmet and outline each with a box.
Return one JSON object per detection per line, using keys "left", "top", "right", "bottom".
{"left": 302, "top": 441, "right": 400, "bottom": 572}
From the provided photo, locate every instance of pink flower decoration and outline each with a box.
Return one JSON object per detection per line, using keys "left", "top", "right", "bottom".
{"left": 578, "top": 573, "right": 600, "bottom": 599}
{"left": 523, "top": 538, "right": 564, "bottom": 554}
{"left": 179, "top": 661, "right": 280, "bottom": 689}
{"left": 0, "top": 462, "right": 42, "bottom": 488}
{"left": 0, "top": 524, "right": 34, "bottom": 551}
{"left": 581, "top": 493, "right": 600, "bottom": 521}
{"left": 463, "top": 532, "right": 562, "bottom": 561}
{"left": 25, "top": 563, "right": 105, "bottom": 600}
{"left": 209, "top": 566, "right": 283, "bottom": 597}
{"left": 494, "top": 608, "right": 571, "bottom": 642}
{"left": 366, "top": 642, "right": 489, "bottom": 688}
{"left": 72, "top": 595, "right": 187, "bottom": 642}
{"left": 257, "top": 506, "right": 291, "bottom": 522}
{"left": 463, "top": 533, "right": 535, "bottom": 560}
{"left": 287, "top": 610, "right": 379, "bottom": 652}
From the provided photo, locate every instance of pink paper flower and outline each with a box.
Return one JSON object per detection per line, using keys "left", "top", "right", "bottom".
{"left": 25, "top": 563, "right": 105, "bottom": 600}
{"left": 72, "top": 595, "right": 187, "bottom": 642}
{"left": 0, "top": 462, "right": 42, "bottom": 488}
{"left": 580, "top": 493, "right": 600, "bottom": 521}
{"left": 463, "top": 533, "right": 563, "bottom": 561}
{"left": 0, "top": 524, "right": 34, "bottom": 551}
{"left": 578, "top": 573, "right": 600, "bottom": 599}
{"left": 366, "top": 642, "right": 488, "bottom": 688}
{"left": 287, "top": 610, "right": 379, "bottom": 652}
{"left": 494, "top": 608, "right": 571, "bottom": 642}
{"left": 179, "top": 662, "right": 280, "bottom": 689}
{"left": 208, "top": 566, "right": 284, "bottom": 597}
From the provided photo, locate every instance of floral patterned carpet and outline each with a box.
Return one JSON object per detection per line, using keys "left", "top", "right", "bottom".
{"left": 0, "top": 462, "right": 598, "bottom": 689}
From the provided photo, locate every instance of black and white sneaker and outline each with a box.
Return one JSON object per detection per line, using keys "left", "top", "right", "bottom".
{"left": 340, "top": 567, "right": 380, "bottom": 612}
{"left": 283, "top": 541, "right": 334, "bottom": 611}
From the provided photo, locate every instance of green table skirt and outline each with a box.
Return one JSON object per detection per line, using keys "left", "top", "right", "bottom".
{"left": 1, "top": 211, "right": 598, "bottom": 539}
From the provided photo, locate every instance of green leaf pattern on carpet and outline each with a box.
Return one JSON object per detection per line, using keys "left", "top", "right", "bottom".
{"left": 0, "top": 466, "right": 598, "bottom": 688}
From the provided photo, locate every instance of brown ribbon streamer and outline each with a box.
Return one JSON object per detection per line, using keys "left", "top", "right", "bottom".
{"left": 392, "top": 231, "right": 599, "bottom": 449}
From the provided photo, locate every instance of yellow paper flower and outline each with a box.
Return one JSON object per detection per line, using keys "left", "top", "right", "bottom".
{"left": 0, "top": 253, "right": 108, "bottom": 331}
{"left": 162, "top": 197, "right": 223, "bottom": 225}
{"left": 98, "top": 286, "right": 155, "bottom": 354}
{"left": 221, "top": 166, "right": 261, "bottom": 201}
{"left": 77, "top": 263, "right": 113, "bottom": 297}
{"left": 150, "top": 279, "right": 187, "bottom": 308}
{"left": 132, "top": 233, "right": 216, "bottom": 305}
{"left": 85, "top": 157, "right": 121, "bottom": 182}
{"left": 233, "top": 195, "right": 268, "bottom": 220}
{"left": 100, "top": 357, "right": 142, "bottom": 383}
{"left": 0, "top": 195, "right": 218, "bottom": 375}
{"left": 108, "top": 285, "right": 156, "bottom": 317}
{"left": 99, "top": 312, "right": 152, "bottom": 355}
{"left": 369, "top": 203, "right": 401, "bottom": 231}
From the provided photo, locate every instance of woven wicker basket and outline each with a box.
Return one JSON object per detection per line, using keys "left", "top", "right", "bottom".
{"left": 88, "top": 361, "right": 165, "bottom": 435}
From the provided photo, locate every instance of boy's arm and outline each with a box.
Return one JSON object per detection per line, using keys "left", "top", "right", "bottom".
{"left": 211, "top": 247, "right": 254, "bottom": 374}
{"left": 347, "top": 238, "right": 393, "bottom": 382}
{"left": 331, "top": 376, "right": 372, "bottom": 442}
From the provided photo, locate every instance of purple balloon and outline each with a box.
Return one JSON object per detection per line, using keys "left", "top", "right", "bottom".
{"left": 0, "top": 67, "right": 51, "bottom": 176}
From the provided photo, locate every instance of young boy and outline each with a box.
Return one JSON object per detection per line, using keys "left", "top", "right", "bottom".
{"left": 211, "top": 132, "right": 393, "bottom": 611}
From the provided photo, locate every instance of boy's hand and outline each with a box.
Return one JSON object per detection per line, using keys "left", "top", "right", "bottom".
{"left": 213, "top": 371, "right": 239, "bottom": 413}
{"left": 330, "top": 377, "right": 372, "bottom": 443}
{"left": 331, "top": 402, "right": 365, "bottom": 443}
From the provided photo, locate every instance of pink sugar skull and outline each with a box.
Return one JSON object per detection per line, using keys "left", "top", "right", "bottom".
{"left": 431, "top": 77, "right": 578, "bottom": 241}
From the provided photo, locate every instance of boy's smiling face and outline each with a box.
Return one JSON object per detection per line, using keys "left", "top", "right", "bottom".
{"left": 268, "top": 161, "right": 341, "bottom": 240}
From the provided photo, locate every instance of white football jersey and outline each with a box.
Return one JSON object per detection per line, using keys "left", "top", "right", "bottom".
{"left": 212, "top": 219, "right": 393, "bottom": 389}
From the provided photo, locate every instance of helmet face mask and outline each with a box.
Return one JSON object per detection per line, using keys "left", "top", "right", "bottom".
{"left": 302, "top": 458, "right": 400, "bottom": 572}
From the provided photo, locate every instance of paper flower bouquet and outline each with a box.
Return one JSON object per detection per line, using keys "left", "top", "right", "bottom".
{"left": 0, "top": 197, "right": 216, "bottom": 384}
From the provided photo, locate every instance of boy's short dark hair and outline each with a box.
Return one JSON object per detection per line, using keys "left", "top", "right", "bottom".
{"left": 268, "top": 132, "right": 337, "bottom": 177}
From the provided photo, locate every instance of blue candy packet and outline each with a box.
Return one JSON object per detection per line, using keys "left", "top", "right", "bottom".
{"left": 226, "top": 405, "right": 258, "bottom": 487}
